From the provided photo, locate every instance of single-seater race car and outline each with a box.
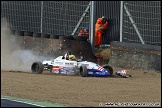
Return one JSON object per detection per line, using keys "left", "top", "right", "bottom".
{"left": 31, "top": 56, "right": 113, "bottom": 77}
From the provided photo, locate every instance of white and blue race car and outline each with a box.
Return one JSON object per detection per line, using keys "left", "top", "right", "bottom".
{"left": 31, "top": 56, "right": 113, "bottom": 77}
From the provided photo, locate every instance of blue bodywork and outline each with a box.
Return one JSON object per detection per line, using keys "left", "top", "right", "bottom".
{"left": 56, "top": 66, "right": 111, "bottom": 77}
{"left": 87, "top": 69, "right": 111, "bottom": 77}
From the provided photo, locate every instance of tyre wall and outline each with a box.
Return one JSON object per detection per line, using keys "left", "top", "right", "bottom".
{"left": 13, "top": 33, "right": 97, "bottom": 63}
{"left": 109, "top": 41, "right": 161, "bottom": 72}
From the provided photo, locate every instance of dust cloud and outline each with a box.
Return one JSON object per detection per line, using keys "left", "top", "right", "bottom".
{"left": 1, "top": 18, "right": 53, "bottom": 72}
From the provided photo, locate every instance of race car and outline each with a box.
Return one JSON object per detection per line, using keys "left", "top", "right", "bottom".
{"left": 31, "top": 56, "right": 113, "bottom": 77}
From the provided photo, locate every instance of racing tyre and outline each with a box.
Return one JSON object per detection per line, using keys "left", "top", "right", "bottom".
{"left": 15, "top": 30, "right": 24, "bottom": 36}
{"left": 59, "top": 36, "right": 73, "bottom": 40}
{"left": 31, "top": 62, "right": 44, "bottom": 74}
{"left": 50, "top": 34, "right": 61, "bottom": 39}
{"left": 103, "top": 65, "right": 113, "bottom": 76}
{"left": 79, "top": 65, "right": 88, "bottom": 77}
{"left": 24, "top": 31, "right": 33, "bottom": 37}
{"left": 41, "top": 33, "right": 50, "bottom": 38}
{"left": 33, "top": 33, "right": 41, "bottom": 38}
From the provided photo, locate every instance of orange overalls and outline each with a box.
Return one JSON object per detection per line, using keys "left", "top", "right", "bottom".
{"left": 78, "top": 29, "right": 89, "bottom": 39}
{"left": 95, "top": 18, "right": 108, "bottom": 46}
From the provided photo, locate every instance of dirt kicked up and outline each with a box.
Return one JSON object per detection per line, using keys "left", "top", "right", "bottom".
{"left": 1, "top": 68, "right": 161, "bottom": 107}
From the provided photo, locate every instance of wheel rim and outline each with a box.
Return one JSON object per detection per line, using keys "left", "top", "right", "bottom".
{"left": 32, "top": 63, "right": 39, "bottom": 73}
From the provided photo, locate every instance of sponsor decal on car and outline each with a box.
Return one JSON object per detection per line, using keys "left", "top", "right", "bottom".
{"left": 52, "top": 66, "right": 62, "bottom": 73}
{"left": 63, "top": 67, "right": 73, "bottom": 70}
{"left": 98, "top": 66, "right": 104, "bottom": 71}
{"left": 88, "top": 72, "right": 93, "bottom": 74}
{"left": 65, "top": 62, "right": 74, "bottom": 66}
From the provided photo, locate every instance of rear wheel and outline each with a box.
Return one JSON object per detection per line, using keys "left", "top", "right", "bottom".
{"left": 103, "top": 65, "right": 113, "bottom": 76}
{"left": 31, "top": 62, "right": 44, "bottom": 74}
{"left": 79, "top": 65, "right": 87, "bottom": 77}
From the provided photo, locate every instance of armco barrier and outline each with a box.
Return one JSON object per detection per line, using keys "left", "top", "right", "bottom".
{"left": 14, "top": 35, "right": 97, "bottom": 62}
{"left": 109, "top": 41, "right": 161, "bottom": 72}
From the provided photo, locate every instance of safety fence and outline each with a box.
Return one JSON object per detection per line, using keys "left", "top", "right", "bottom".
{"left": 1, "top": 1, "right": 161, "bottom": 46}
{"left": 1, "top": 1, "right": 90, "bottom": 35}
{"left": 121, "top": 1, "right": 161, "bottom": 46}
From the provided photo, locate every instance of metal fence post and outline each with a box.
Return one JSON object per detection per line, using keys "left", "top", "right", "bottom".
{"left": 120, "top": 1, "right": 123, "bottom": 42}
{"left": 40, "top": 1, "right": 43, "bottom": 33}
{"left": 90, "top": 1, "right": 96, "bottom": 54}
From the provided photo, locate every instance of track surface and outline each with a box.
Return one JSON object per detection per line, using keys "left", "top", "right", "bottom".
{"left": 1, "top": 68, "right": 161, "bottom": 107}
{"left": 1, "top": 99, "right": 39, "bottom": 107}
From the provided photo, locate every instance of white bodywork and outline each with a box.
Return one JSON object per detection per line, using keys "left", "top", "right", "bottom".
{"left": 42, "top": 56, "right": 104, "bottom": 74}
{"left": 43, "top": 56, "right": 99, "bottom": 68}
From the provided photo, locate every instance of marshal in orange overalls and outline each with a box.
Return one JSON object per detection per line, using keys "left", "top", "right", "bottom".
{"left": 95, "top": 18, "right": 108, "bottom": 47}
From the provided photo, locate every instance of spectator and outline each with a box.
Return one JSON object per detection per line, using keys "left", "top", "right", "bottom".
{"left": 78, "top": 25, "right": 89, "bottom": 40}
{"left": 95, "top": 16, "right": 109, "bottom": 47}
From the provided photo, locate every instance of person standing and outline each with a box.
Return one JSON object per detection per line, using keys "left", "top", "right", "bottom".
{"left": 101, "top": 16, "right": 109, "bottom": 45}
{"left": 95, "top": 16, "right": 108, "bottom": 47}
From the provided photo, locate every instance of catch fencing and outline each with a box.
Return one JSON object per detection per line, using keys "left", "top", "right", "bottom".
{"left": 1, "top": 1, "right": 161, "bottom": 46}
{"left": 1, "top": 1, "right": 90, "bottom": 35}
{"left": 120, "top": 1, "right": 161, "bottom": 46}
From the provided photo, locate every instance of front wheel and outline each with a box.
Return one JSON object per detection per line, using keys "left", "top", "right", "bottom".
{"left": 79, "top": 65, "right": 88, "bottom": 77}
{"left": 103, "top": 65, "right": 113, "bottom": 76}
{"left": 31, "top": 62, "right": 44, "bottom": 74}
